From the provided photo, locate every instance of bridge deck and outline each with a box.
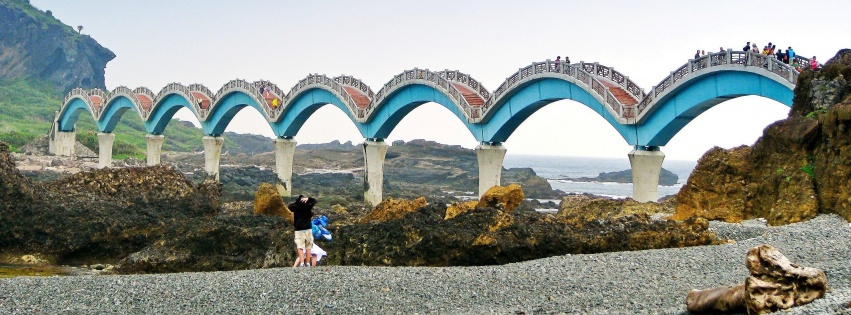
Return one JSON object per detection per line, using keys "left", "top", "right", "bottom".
{"left": 343, "top": 87, "right": 370, "bottom": 109}
{"left": 451, "top": 83, "right": 485, "bottom": 107}
{"left": 600, "top": 81, "right": 638, "bottom": 106}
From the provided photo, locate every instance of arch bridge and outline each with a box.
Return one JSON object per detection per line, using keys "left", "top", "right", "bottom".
{"left": 50, "top": 50, "right": 809, "bottom": 205}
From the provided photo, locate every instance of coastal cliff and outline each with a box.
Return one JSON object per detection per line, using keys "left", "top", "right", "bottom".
{"left": 0, "top": 0, "right": 114, "bottom": 92}
{"left": 674, "top": 49, "right": 851, "bottom": 225}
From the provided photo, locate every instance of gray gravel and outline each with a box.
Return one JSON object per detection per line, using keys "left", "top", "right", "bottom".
{"left": 1, "top": 215, "right": 849, "bottom": 315}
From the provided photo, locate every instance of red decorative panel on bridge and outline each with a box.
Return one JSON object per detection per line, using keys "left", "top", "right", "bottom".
{"left": 600, "top": 81, "right": 638, "bottom": 106}
{"left": 89, "top": 95, "right": 103, "bottom": 109}
{"left": 451, "top": 83, "right": 485, "bottom": 107}
{"left": 191, "top": 92, "right": 211, "bottom": 109}
{"left": 343, "top": 86, "right": 371, "bottom": 109}
{"left": 136, "top": 94, "right": 153, "bottom": 110}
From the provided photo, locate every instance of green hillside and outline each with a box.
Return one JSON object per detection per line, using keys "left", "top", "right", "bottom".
{"left": 0, "top": 78, "right": 206, "bottom": 157}
{"left": 0, "top": 78, "right": 277, "bottom": 157}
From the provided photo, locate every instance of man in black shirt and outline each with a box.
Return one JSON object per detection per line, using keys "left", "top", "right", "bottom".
{"left": 289, "top": 194, "right": 317, "bottom": 268}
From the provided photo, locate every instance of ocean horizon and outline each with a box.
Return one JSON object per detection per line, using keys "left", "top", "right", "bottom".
{"left": 504, "top": 154, "right": 697, "bottom": 199}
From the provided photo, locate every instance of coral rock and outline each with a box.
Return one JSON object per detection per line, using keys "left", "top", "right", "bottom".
{"left": 445, "top": 200, "right": 478, "bottom": 220}
{"left": 359, "top": 197, "right": 428, "bottom": 224}
{"left": 476, "top": 184, "right": 524, "bottom": 213}
{"left": 253, "top": 183, "right": 293, "bottom": 223}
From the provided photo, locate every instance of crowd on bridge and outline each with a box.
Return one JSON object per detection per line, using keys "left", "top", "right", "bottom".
{"left": 695, "top": 41, "right": 818, "bottom": 71}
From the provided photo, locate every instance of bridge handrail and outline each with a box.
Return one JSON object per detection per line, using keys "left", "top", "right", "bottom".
{"left": 371, "top": 68, "right": 474, "bottom": 121}
{"left": 63, "top": 87, "right": 89, "bottom": 106}
{"left": 437, "top": 70, "right": 491, "bottom": 101}
{"left": 334, "top": 75, "right": 375, "bottom": 99}
{"left": 155, "top": 82, "right": 200, "bottom": 118}
{"left": 487, "top": 61, "right": 627, "bottom": 119}
{"left": 253, "top": 80, "right": 286, "bottom": 118}
{"left": 104, "top": 86, "right": 141, "bottom": 117}
{"left": 187, "top": 83, "right": 213, "bottom": 97}
{"left": 636, "top": 50, "right": 804, "bottom": 118}
{"left": 579, "top": 62, "right": 646, "bottom": 100}
{"left": 285, "top": 74, "right": 360, "bottom": 119}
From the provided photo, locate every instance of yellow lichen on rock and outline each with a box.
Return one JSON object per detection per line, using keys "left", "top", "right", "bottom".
{"left": 472, "top": 234, "right": 497, "bottom": 246}
{"left": 359, "top": 197, "right": 427, "bottom": 224}
{"left": 253, "top": 182, "right": 293, "bottom": 224}
{"left": 476, "top": 184, "right": 525, "bottom": 213}
{"left": 444, "top": 200, "right": 478, "bottom": 220}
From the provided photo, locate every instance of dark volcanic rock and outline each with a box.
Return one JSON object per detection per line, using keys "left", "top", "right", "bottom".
{"left": 0, "top": 0, "right": 115, "bottom": 92}
{"left": 326, "top": 202, "right": 718, "bottom": 266}
{"left": 0, "top": 142, "right": 220, "bottom": 265}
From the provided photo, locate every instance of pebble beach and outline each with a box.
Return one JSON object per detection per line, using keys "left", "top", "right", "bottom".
{"left": 1, "top": 214, "right": 849, "bottom": 315}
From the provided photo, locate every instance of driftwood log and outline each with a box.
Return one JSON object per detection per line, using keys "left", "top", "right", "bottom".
{"left": 686, "top": 244, "right": 827, "bottom": 314}
{"left": 686, "top": 284, "right": 745, "bottom": 313}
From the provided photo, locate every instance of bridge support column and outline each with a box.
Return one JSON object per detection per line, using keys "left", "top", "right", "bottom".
{"left": 145, "top": 134, "right": 165, "bottom": 166}
{"left": 362, "top": 139, "right": 388, "bottom": 207}
{"left": 274, "top": 138, "right": 297, "bottom": 197}
{"left": 202, "top": 136, "right": 224, "bottom": 181}
{"left": 49, "top": 131, "right": 76, "bottom": 157}
{"left": 97, "top": 132, "right": 115, "bottom": 168}
{"left": 629, "top": 146, "right": 665, "bottom": 202}
{"left": 476, "top": 143, "right": 507, "bottom": 198}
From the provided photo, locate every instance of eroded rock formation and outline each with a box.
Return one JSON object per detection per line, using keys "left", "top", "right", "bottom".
{"left": 253, "top": 182, "right": 293, "bottom": 223}
{"left": 686, "top": 244, "right": 827, "bottom": 314}
{"left": 676, "top": 49, "right": 851, "bottom": 225}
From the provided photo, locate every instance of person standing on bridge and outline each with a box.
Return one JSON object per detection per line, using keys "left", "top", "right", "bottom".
{"left": 743, "top": 42, "right": 751, "bottom": 52}
{"left": 811, "top": 57, "right": 818, "bottom": 71}
{"left": 290, "top": 194, "right": 317, "bottom": 268}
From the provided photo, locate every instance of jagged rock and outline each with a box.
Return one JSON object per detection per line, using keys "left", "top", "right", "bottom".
{"left": 329, "top": 203, "right": 718, "bottom": 266}
{"left": 49, "top": 158, "right": 63, "bottom": 167}
{"left": 676, "top": 49, "right": 851, "bottom": 225}
{"left": 744, "top": 244, "right": 827, "bottom": 314}
{"left": 477, "top": 184, "right": 524, "bottom": 213}
{"left": 501, "top": 167, "right": 560, "bottom": 199}
{"left": 252, "top": 182, "right": 292, "bottom": 223}
{"left": 445, "top": 200, "right": 478, "bottom": 220}
{"left": 359, "top": 197, "right": 428, "bottom": 224}
{"left": 117, "top": 215, "right": 292, "bottom": 273}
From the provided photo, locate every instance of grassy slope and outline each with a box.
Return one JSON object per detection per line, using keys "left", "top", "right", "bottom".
{"left": 0, "top": 78, "right": 205, "bottom": 157}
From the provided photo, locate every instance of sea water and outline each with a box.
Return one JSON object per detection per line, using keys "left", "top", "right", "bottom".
{"left": 503, "top": 155, "right": 697, "bottom": 199}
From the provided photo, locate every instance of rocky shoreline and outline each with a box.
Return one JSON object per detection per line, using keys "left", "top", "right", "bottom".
{"left": 1, "top": 215, "right": 848, "bottom": 314}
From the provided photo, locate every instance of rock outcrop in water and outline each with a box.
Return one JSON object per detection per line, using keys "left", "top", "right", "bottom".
{"left": 0, "top": 0, "right": 115, "bottom": 92}
{"left": 675, "top": 49, "right": 851, "bottom": 225}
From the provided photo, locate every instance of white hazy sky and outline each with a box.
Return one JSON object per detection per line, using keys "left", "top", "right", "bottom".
{"left": 29, "top": 0, "right": 849, "bottom": 161}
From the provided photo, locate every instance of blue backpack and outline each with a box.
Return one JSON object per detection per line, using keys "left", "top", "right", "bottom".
{"left": 311, "top": 215, "right": 332, "bottom": 241}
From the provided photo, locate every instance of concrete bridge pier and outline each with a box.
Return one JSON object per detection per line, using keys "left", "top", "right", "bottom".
{"left": 145, "top": 134, "right": 165, "bottom": 166}
{"left": 49, "top": 131, "right": 76, "bottom": 157}
{"left": 202, "top": 136, "right": 224, "bottom": 181}
{"left": 629, "top": 146, "right": 665, "bottom": 202}
{"left": 97, "top": 132, "right": 115, "bottom": 168}
{"left": 362, "top": 139, "right": 389, "bottom": 207}
{"left": 274, "top": 137, "right": 297, "bottom": 197}
{"left": 476, "top": 143, "right": 507, "bottom": 197}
